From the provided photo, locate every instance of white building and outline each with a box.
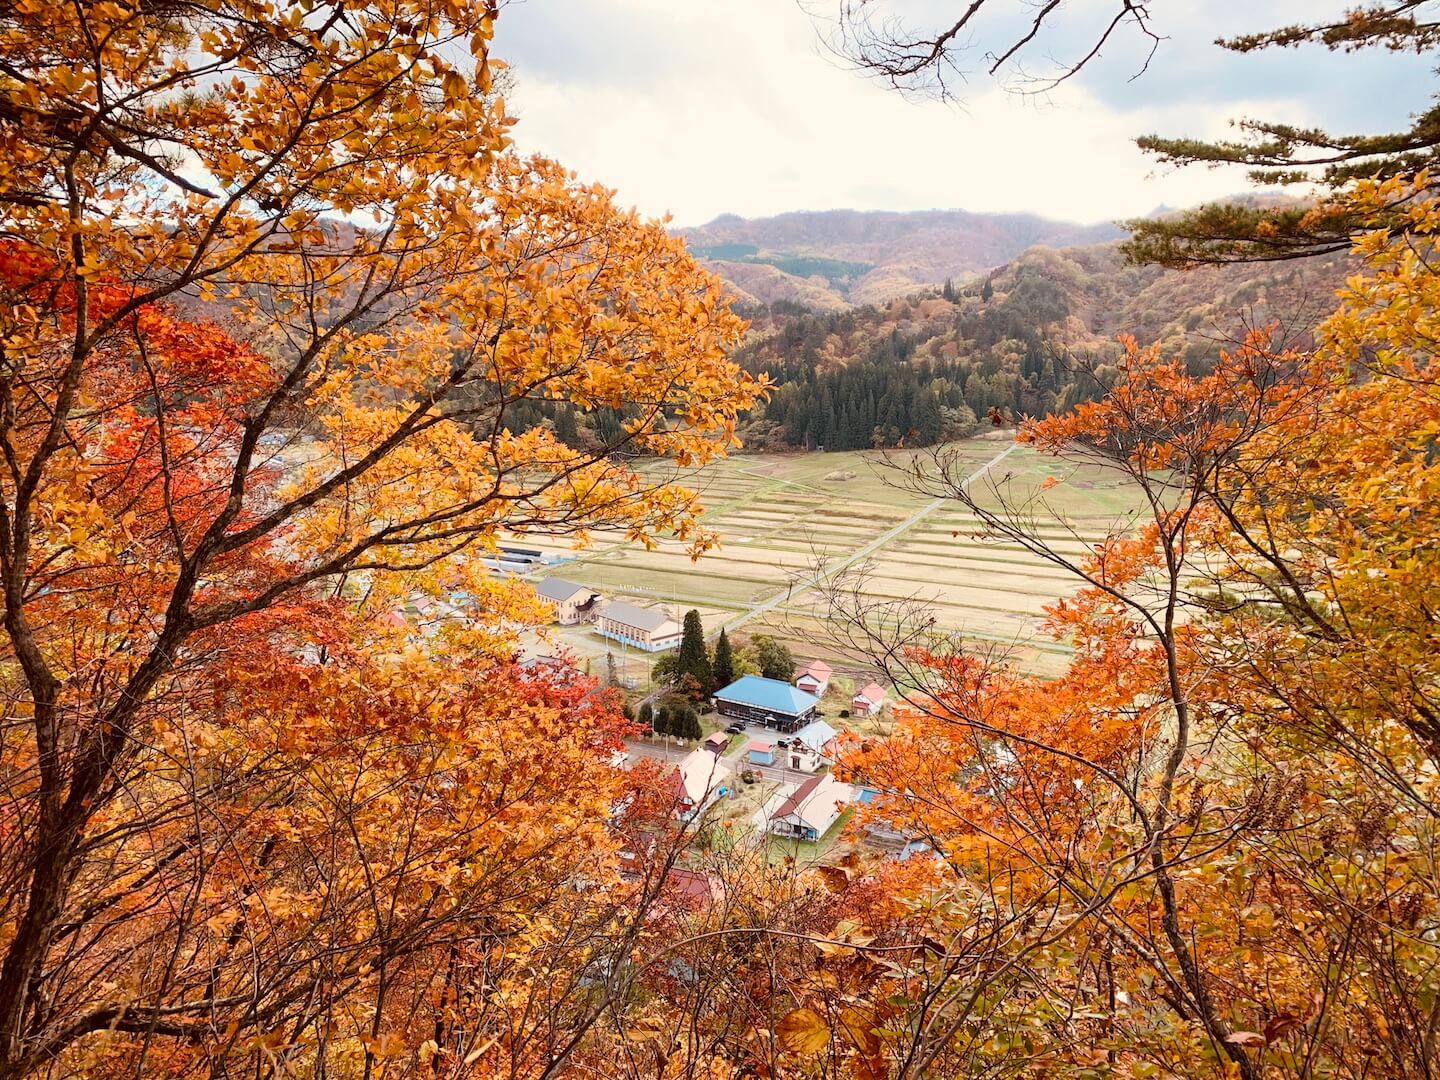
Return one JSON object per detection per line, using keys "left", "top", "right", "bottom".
{"left": 669, "top": 748, "right": 733, "bottom": 820}
{"left": 794, "top": 660, "right": 833, "bottom": 697}
{"left": 595, "top": 600, "right": 683, "bottom": 651}
{"left": 765, "top": 772, "right": 853, "bottom": 841}
{"left": 852, "top": 681, "right": 888, "bottom": 717}
{"left": 775, "top": 719, "right": 839, "bottom": 772}
{"left": 534, "top": 578, "right": 602, "bottom": 624}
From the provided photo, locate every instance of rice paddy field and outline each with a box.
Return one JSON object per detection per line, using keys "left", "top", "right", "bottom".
{"left": 512, "top": 433, "right": 1143, "bottom": 687}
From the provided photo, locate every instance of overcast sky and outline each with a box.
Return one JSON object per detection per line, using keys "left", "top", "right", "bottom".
{"left": 494, "top": 1, "right": 1436, "bottom": 227}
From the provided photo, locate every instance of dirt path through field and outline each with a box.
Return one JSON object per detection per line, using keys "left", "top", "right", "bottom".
{"left": 721, "top": 442, "right": 1019, "bottom": 635}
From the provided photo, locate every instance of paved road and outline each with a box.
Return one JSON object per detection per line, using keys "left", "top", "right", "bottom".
{"left": 721, "top": 441, "right": 1020, "bottom": 634}
{"left": 624, "top": 737, "right": 817, "bottom": 787}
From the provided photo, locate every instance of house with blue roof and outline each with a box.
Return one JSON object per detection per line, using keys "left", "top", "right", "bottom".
{"left": 713, "top": 675, "right": 819, "bottom": 733}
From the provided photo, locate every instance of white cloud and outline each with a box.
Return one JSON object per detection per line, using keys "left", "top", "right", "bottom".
{"left": 495, "top": 0, "right": 1426, "bottom": 226}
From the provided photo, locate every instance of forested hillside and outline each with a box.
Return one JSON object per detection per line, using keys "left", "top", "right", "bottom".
{"left": 678, "top": 208, "right": 1123, "bottom": 308}
{"left": 736, "top": 239, "right": 1354, "bottom": 450}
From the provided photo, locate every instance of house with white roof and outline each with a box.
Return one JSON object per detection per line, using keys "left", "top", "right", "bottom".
{"left": 595, "top": 600, "right": 683, "bottom": 651}
{"left": 534, "top": 578, "right": 602, "bottom": 624}
{"left": 668, "top": 748, "right": 733, "bottom": 820}
{"left": 764, "top": 772, "right": 853, "bottom": 841}
{"left": 776, "top": 719, "right": 839, "bottom": 772}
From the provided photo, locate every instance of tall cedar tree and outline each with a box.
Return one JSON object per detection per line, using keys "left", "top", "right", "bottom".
{"left": 712, "top": 627, "right": 735, "bottom": 690}
{"left": 676, "top": 609, "right": 713, "bottom": 699}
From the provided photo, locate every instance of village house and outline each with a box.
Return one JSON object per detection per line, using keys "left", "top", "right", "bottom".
{"left": 668, "top": 747, "right": 732, "bottom": 820}
{"left": 851, "top": 680, "right": 888, "bottom": 717}
{"left": 794, "top": 660, "right": 832, "bottom": 697}
{"left": 777, "top": 719, "right": 839, "bottom": 772}
{"left": 534, "top": 578, "right": 603, "bottom": 625}
{"left": 595, "top": 600, "right": 683, "bottom": 651}
{"left": 661, "top": 867, "right": 723, "bottom": 906}
{"left": 713, "top": 675, "right": 819, "bottom": 733}
{"left": 703, "top": 731, "right": 730, "bottom": 755}
{"left": 764, "top": 772, "right": 854, "bottom": 842}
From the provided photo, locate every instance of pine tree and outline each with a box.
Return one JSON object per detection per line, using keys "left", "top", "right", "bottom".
{"left": 676, "top": 609, "right": 712, "bottom": 699}
{"left": 712, "top": 627, "right": 735, "bottom": 690}
{"left": 554, "top": 404, "right": 579, "bottom": 446}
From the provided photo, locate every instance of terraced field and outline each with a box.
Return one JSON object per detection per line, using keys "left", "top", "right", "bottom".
{"left": 511, "top": 435, "right": 1143, "bottom": 684}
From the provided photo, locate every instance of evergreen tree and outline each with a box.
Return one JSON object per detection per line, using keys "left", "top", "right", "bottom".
{"left": 554, "top": 404, "right": 578, "bottom": 445}
{"left": 676, "top": 609, "right": 712, "bottom": 698}
{"left": 941, "top": 277, "right": 955, "bottom": 301}
{"left": 651, "top": 651, "right": 680, "bottom": 687}
{"left": 981, "top": 276, "right": 994, "bottom": 303}
{"left": 712, "top": 627, "right": 735, "bottom": 690}
{"left": 637, "top": 701, "right": 653, "bottom": 729}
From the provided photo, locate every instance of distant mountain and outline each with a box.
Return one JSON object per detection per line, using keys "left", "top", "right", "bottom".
{"left": 678, "top": 209, "right": 1124, "bottom": 309}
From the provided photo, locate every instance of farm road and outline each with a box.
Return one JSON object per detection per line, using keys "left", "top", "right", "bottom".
{"left": 721, "top": 442, "right": 1019, "bottom": 634}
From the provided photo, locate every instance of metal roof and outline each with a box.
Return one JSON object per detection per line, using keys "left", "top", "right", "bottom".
{"left": 534, "top": 578, "right": 596, "bottom": 602}
{"left": 854, "top": 681, "right": 887, "bottom": 704}
{"left": 793, "top": 720, "right": 838, "bottom": 753}
{"left": 714, "top": 675, "right": 818, "bottom": 717}
{"left": 599, "top": 600, "right": 677, "bottom": 633}
{"left": 770, "top": 772, "right": 853, "bottom": 830}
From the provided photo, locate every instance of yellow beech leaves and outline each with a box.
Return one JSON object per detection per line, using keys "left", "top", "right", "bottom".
{"left": 0, "top": 1, "right": 760, "bottom": 1076}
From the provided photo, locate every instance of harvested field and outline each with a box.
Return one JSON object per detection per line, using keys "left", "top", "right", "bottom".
{"left": 509, "top": 440, "right": 1142, "bottom": 683}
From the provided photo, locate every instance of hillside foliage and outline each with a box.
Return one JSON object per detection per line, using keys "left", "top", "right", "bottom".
{"left": 734, "top": 239, "right": 1352, "bottom": 450}
{"left": 3, "top": 1, "right": 1439, "bottom": 1078}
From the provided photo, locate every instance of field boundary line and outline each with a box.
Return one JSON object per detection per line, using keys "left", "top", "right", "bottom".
{"left": 721, "top": 443, "right": 1019, "bottom": 635}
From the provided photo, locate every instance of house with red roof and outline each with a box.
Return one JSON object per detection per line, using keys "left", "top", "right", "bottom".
{"left": 851, "top": 681, "right": 888, "bottom": 717}
{"left": 794, "top": 660, "right": 833, "bottom": 697}
{"left": 763, "top": 772, "right": 854, "bottom": 842}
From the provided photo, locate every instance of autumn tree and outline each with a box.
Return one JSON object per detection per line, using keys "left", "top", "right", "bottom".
{"left": 811, "top": 176, "right": 1440, "bottom": 1078}
{"left": 0, "top": 0, "right": 762, "bottom": 1074}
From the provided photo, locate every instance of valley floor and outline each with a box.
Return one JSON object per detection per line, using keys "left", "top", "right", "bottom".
{"left": 511, "top": 434, "right": 1142, "bottom": 693}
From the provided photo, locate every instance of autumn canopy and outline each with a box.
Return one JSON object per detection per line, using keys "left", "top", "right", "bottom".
{"left": 2, "top": 2, "right": 1439, "bottom": 1079}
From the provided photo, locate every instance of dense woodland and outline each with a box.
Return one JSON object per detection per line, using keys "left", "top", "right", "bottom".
{"left": 515, "top": 237, "right": 1351, "bottom": 455}
{"left": 731, "top": 237, "right": 1353, "bottom": 450}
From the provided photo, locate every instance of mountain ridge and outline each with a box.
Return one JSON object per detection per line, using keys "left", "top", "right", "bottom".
{"left": 678, "top": 207, "right": 1125, "bottom": 308}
